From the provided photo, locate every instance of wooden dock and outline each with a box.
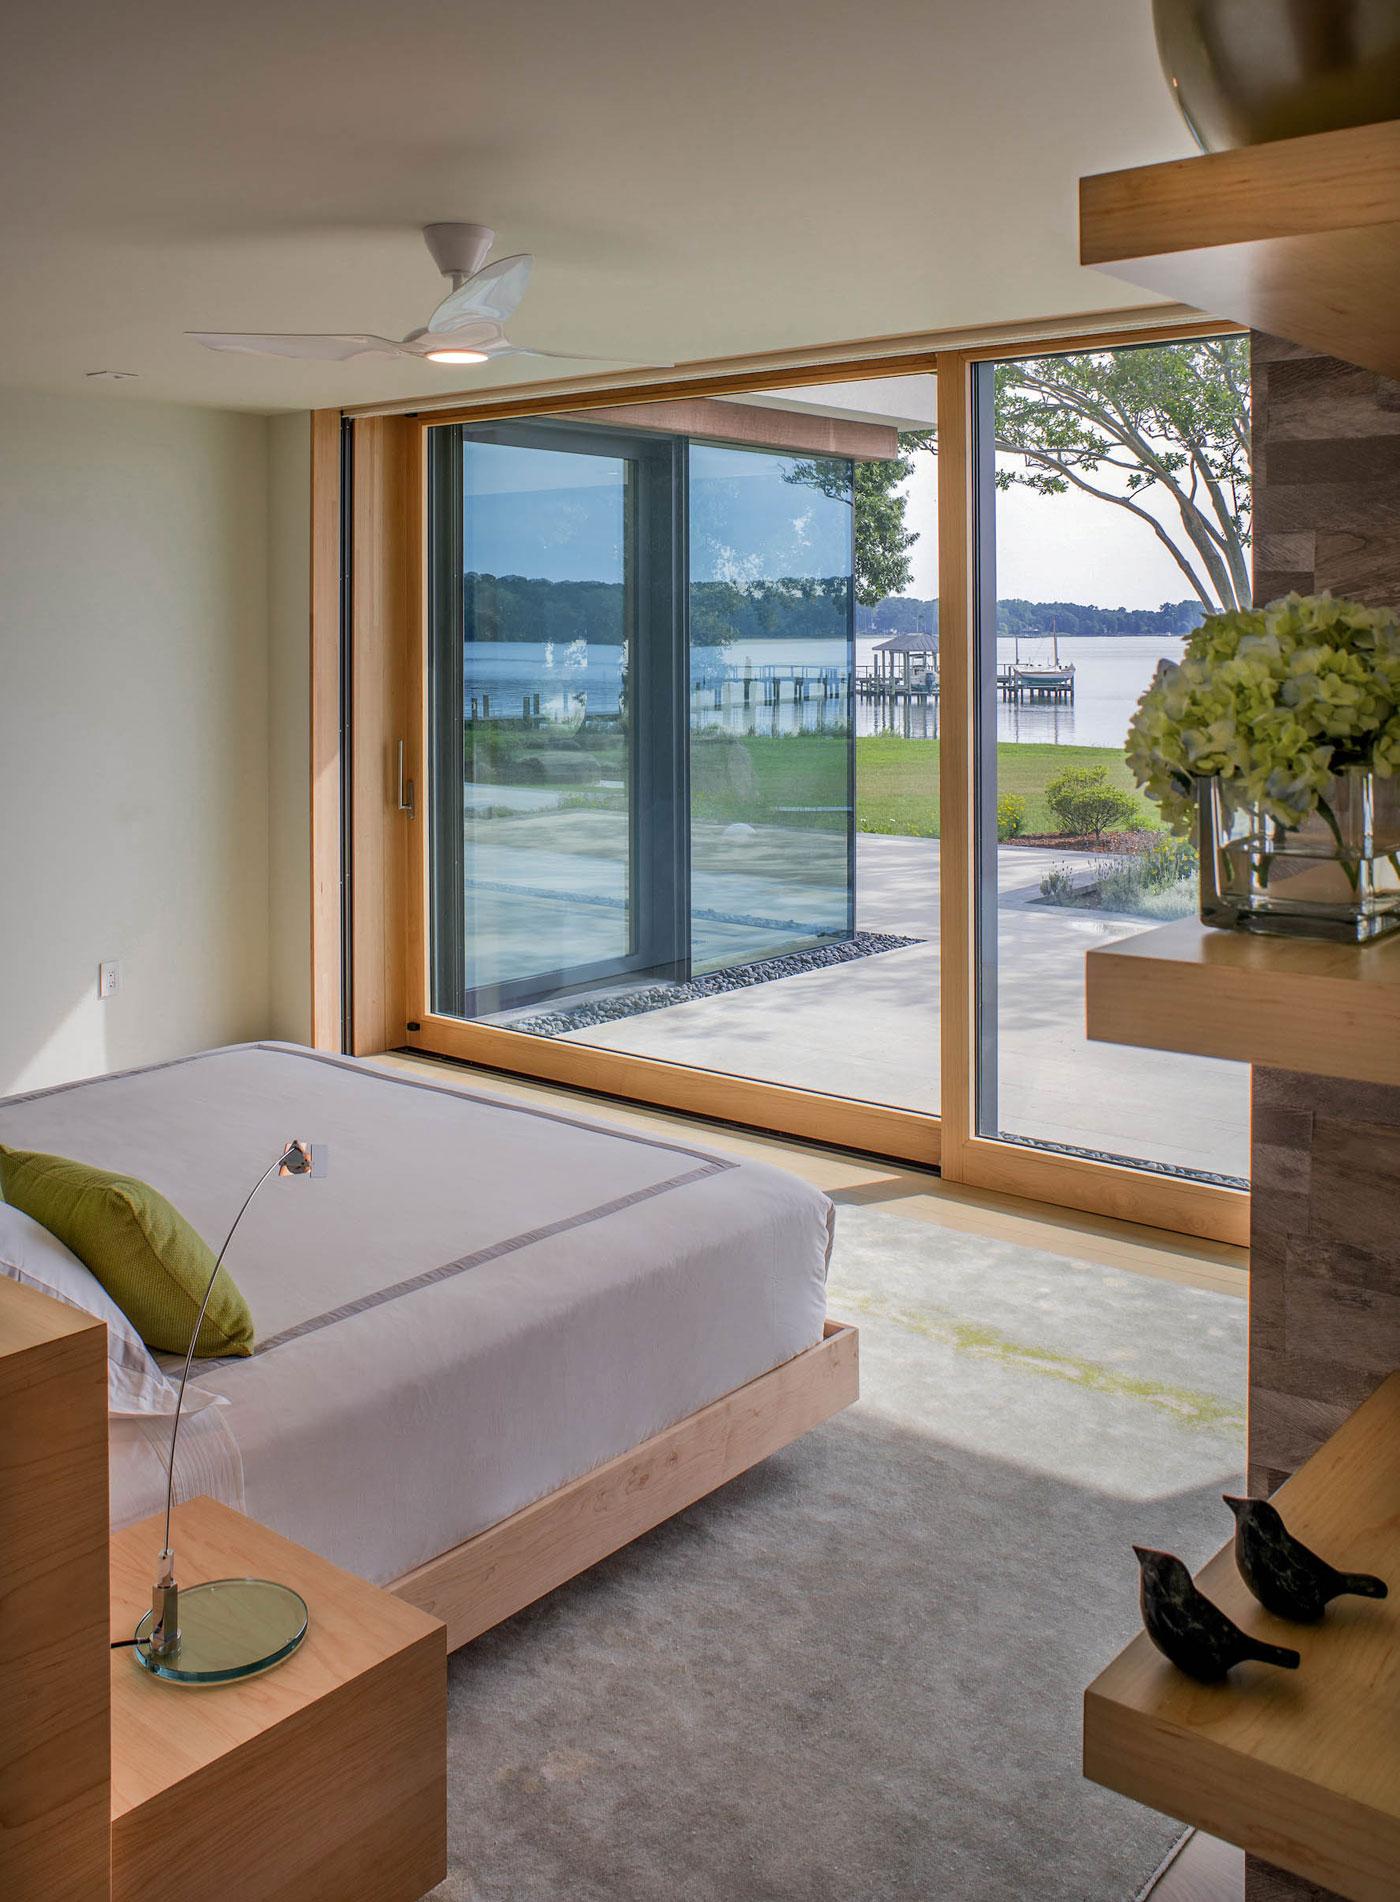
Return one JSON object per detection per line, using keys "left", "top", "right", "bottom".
{"left": 691, "top": 663, "right": 847, "bottom": 709}
{"left": 855, "top": 668, "right": 938, "bottom": 702}
{"left": 997, "top": 663, "right": 1076, "bottom": 703}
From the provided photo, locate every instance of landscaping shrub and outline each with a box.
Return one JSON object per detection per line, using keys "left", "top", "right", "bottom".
{"left": 996, "top": 792, "right": 1027, "bottom": 841}
{"left": 1096, "top": 835, "right": 1199, "bottom": 918}
{"left": 1045, "top": 764, "right": 1141, "bottom": 839}
{"left": 1038, "top": 864, "right": 1079, "bottom": 904}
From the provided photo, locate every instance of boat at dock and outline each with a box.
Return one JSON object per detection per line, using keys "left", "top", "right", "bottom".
{"left": 1003, "top": 630, "right": 1076, "bottom": 702}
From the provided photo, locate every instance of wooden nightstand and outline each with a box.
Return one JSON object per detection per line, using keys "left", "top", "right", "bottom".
{"left": 109, "top": 1498, "right": 447, "bottom": 1902}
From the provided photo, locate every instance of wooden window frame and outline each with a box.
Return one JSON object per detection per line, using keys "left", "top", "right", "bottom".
{"left": 312, "top": 312, "right": 1250, "bottom": 1243}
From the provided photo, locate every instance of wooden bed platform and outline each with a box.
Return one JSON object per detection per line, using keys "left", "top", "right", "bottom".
{"left": 392, "top": 1318, "right": 859, "bottom": 1649}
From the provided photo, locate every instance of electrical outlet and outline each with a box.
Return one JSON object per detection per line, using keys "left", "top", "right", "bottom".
{"left": 98, "top": 960, "right": 120, "bottom": 1000}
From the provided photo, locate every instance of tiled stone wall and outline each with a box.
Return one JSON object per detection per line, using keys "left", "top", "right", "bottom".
{"left": 1248, "top": 331, "right": 1400, "bottom": 1494}
{"left": 1250, "top": 1068, "right": 1400, "bottom": 1495}
{"left": 1244, "top": 338, "right": 1400, "bottom": 1902}
{"left": 1251, "top": 332, "right": 1400, "bottom": 609}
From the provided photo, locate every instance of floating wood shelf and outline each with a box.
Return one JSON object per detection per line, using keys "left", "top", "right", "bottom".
{"left": 1085, "top": 915, "right": 1400, "bottom": 1088}
{"left": 1084, "top": 1371, "right": 1400, "bottom": 1902}
{"left": 1080, "top": 119, "right": 1400, "bottom": 379}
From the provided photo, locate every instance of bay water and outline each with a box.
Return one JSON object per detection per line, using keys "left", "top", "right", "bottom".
{"left": 462, "top": 633, "right": 1186, "bottom": 754}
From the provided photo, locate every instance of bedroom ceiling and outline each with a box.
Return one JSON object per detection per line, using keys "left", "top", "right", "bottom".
{"left": 1, "top": 0, "right": 1195, "bottom": 413}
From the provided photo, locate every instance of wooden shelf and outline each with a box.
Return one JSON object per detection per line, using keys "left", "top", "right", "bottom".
{"left": 1080, "top": 120, "right": 1400, "bottom": 379}
{"left": 1084, "top": 1371, "right": 1400, "bottom": 1902}
{"left": 1085, "top": 915, "right": 1400, "bottom": 1087}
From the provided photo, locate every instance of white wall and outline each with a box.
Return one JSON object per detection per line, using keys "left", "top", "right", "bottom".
{"left": 0, "top": 389, "right": 276, "bottom": 1094}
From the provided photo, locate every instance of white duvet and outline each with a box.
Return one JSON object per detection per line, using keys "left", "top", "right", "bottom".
{"left": 0, "top": 1044, "right": 833, "bottom": 1584}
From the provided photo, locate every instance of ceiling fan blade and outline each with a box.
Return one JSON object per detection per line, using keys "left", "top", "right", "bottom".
{"left": 490, "top": 342, "right": 676, "bottom": 367}
{"left": 427, "top": 254, "right": 534, "bottom": 332}
{"left": 187, "top": 332, "right": 413, "bottom": 361}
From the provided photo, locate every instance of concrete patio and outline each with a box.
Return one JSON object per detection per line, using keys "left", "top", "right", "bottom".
{"left": 551, "top": 833, "right": 1250, "bottom": 1181}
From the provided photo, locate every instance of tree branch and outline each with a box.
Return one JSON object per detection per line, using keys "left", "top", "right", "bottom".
{"left": 1007, "top": 447, "right": 1216, "bottom": 608}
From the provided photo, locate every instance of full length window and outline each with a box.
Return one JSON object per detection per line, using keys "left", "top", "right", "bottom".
{"left": 425, "top": 416, "right": 856, "bottom": 1031}
{"left": 359, "top": 341, "right": 1246, "bottom": 1236}
{"left": 967, "top": 341, "right": 1250, "bottom": 1186}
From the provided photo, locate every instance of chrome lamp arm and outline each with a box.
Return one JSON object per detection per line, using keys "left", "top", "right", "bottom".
{"left": 149, "top": 1138, "right": 323, "bottom": 1658}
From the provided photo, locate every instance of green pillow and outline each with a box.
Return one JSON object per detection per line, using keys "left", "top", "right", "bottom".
{"left": 0, "top": 1146, "right": 253, "bottom": 1357}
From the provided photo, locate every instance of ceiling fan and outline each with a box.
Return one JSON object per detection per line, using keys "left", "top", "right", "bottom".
{"left": 189, "top": 223, "right": 666, "bottom": 368}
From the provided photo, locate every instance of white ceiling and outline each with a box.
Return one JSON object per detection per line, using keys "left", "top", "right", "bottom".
{"left": 1, "top": 0, "right": 1195, "bottom": 414}
{"left": 723, "top": 376, "right": 937, "bottom": 431}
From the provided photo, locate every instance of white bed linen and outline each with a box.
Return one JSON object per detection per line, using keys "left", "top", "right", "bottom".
{"left": 0, "top": 1044, "right": 832, "bottom": 1584}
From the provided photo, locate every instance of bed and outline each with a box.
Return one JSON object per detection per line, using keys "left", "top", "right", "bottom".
{"left": 0, "top": 1043, "right": 856, "bottom": 1645}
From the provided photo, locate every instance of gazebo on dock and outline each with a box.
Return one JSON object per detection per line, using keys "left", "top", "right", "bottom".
{"left": 871, "top": 629, "right": 939, "bottom": 695}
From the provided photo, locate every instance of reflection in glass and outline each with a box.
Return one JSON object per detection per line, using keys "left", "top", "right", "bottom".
{"left": 688, "top": 442, "right": 854, "bottom": 971}
{"left": 433, "top": 433, "right": 643, "bottom": 1017}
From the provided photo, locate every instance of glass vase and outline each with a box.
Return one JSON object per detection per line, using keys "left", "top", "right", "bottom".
{"left": 1197, "top": 770, "right": 1400, "bottom": 942}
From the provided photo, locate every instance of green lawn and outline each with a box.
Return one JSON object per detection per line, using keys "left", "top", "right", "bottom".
{"left": 692, "top": 731, "right": 1152, "bottom": 838}
{"left": 479, "top": 722, "right": 1155, "bottom": 841}
{"left": 855, "top": 736, "right": 1153, "bottom": 838}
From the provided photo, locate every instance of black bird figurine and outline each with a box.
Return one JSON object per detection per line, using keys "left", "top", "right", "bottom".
{"left": 1225, "top": 1495, "right": 1389, "bottom": 1624}
{"left": 1133, "top": 1546, "right": 1301, "bottom": 1682}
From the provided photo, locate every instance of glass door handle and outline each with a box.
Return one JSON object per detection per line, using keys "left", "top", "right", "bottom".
{"left": 396, "top": 739, "right": 416, "bottom": 820}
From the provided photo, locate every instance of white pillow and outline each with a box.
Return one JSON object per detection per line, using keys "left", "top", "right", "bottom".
{"left": 0, "top": 1200, "right": 181, "bottom": 1417}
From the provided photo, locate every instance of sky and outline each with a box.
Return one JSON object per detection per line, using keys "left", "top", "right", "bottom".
{"left": 456, "top": 384, "right": 1218, "bottom": 611}
{"left": 897, "top": 447, "right": 1206, "bottom": 609}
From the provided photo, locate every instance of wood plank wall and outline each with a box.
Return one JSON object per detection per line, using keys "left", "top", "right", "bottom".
{"left": 349, "top": 415, "right": 418, "bottom": 1055}
{"left": 1247, "top": 334, "right": 1400, "bottom": 1902}
{"left": 0, "top": 1280, "right": 111, "bottom": 1900}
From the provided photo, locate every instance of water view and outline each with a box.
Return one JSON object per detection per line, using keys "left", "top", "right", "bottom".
{"left": 464, "top": 632, "right": 1183, "bottom": 752}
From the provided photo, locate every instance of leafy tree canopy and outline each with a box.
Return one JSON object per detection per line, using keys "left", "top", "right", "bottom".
{"left": 836, "top": 338, "right": 1251, "bottom": 614}
{"left": 987, "top": 339, "right": 1251, "bottom": 611}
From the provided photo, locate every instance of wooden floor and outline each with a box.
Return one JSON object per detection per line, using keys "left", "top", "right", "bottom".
{"left": 376, "top": 1050, "right": 1247, "bottom": 1299}
{"left": 1146, "top": 1832, "right": 1245, "bottom": 1902}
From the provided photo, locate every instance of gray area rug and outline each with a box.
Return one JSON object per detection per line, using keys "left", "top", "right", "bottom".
{"left": 430, "top": 1204, "right": 1245, "bottom": 1902}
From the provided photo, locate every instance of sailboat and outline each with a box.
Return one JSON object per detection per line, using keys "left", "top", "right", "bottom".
{"left": 1012, "top": 620, "right": 1076, "bottom": 696}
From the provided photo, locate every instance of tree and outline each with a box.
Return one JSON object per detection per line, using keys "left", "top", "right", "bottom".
{"left": 986, "top": 339, "right": 1252, "bottom": 612}
{"left": 796, "top": 337, "right": 1251, "bottom": 613}
{"left": 850, "top": 453, "right": 920, "bottom": 605}
{"left": 850, "top": 338, "right": 1250, "bottom": 615}
{"left": 784, "top": 451, "right": 921, "bottom": 607}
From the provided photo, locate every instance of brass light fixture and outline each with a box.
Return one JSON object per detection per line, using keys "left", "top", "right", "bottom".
{"left": 1153, "top": 0, "right": 1400, "bottom": 150}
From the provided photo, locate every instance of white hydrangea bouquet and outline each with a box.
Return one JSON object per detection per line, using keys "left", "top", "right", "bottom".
{"left": 1126, "top": 592, "right": 1400, "bottom": 941}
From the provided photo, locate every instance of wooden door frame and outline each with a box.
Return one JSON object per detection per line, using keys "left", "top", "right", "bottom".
{"left": 396, "top": 380, "right": 942, "bottom": 1166}
{"left": 313, "top": 313, "right": 1250, "bottom": 1237}
{"left": 935, "top": 331, "right": 1248, "bottom": 1245}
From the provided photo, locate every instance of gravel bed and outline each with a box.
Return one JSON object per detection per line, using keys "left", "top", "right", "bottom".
{"left": 502, "top": 932, "right": 923, "bottom": 1039}
{"left": 999, "top": 1128, "right": 1247, "bottom": 1191}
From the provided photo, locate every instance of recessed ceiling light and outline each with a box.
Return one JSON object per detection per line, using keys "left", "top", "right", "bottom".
{"left": 86, "top": 369, "right": 138, "bottom": 380}
{"left": 425, "top": 348, "right": 489, "bottom": 365}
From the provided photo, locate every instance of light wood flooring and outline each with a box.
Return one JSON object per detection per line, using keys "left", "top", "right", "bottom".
{"left": 1145, "top": 1832, "right": 1245, "bottom": 1902}
{"left": 375, "top": 1050, "right": 1247, "bottom": 1299}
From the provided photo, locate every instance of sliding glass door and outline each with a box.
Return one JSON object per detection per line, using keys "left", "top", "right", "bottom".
{"left": 967, "top": 343, "right": 1250, "bottom": 1189}
{"left": 688, "top": 441, "right": 854, "bottom": 975}
{"left": 423, "top": 415, "right": 860, "bottom": 1049}
{"left": 355, "top": 344, "right": 1251, "bottom": 1229}
{"left": 426, "top": 421, "right": 686, "bottom": 1019}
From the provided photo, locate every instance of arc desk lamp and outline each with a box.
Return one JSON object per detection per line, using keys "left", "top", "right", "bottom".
{"left": 130, "top": 1139, "right": 327, "bottom": 1685}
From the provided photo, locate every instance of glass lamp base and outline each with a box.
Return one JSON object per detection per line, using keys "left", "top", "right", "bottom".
{"left": 133, "top": 1578, "right": 308, "bottom": 1685}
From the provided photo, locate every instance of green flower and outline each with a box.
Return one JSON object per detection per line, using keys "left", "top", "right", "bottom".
{"left": 1126, "top": 593, "right": 1400, "bottom": 832}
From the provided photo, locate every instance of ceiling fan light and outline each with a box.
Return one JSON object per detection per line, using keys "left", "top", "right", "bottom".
{"left": 425, "top": 347, "right": 489, "bottom": 364}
